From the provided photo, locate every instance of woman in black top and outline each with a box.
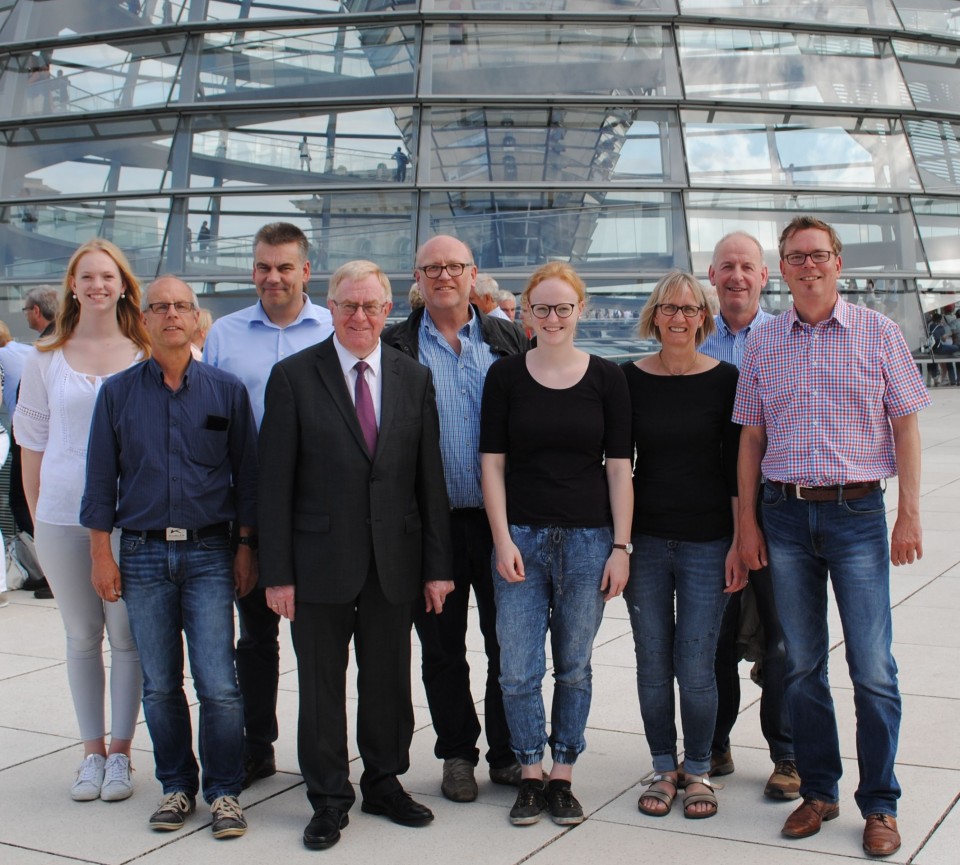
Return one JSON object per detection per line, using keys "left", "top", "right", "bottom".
{"left": 622, "top": 270, "right": 746, "bottom": 820}
{"left": 481, "top": 262, "right": 632, "bottom": 827}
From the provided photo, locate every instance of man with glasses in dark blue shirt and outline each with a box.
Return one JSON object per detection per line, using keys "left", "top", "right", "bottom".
{"left": 81, "top": 276, "right": 258, "bottom": 841}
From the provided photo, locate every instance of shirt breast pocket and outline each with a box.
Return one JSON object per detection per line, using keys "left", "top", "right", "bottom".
{"left": 193, "top": 428, "right": 228, "bottom": 468}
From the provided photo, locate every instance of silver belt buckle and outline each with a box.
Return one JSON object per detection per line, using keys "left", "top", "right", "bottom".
{"left": 165, "top": 527, "right": 187, "bottom": 541}
{"left": 788, "top": 483, "right": 805, "bottom": 500}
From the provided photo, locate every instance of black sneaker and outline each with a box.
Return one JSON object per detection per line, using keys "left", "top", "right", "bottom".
{"left": 149, "top": 791, "right": 196, "bottom": 831}
{"left": 547, "top": 780, "right": 584, "bottom": 825}
{"left": 211, "top": 795, "right": 247, "bottom": 839}
{"left": 509, "top": 779, "right": 547, "bottom": 826}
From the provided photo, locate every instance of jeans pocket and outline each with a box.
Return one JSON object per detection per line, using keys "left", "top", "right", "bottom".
{"left": 761, "top": 482, "right": 787, "bottom": 509}
{"left": 840, "top": 489, "right": 885, "bottom": 515}
{"left": 119, "top": 535, "right": 141, "bottom": 555}
{"left": 197, "top": 533, "right": 231, "bottom": 552}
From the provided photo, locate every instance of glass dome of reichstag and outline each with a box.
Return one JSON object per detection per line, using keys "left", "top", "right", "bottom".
{"left": 1, "top": 0, "right": 959, "bottom": 354}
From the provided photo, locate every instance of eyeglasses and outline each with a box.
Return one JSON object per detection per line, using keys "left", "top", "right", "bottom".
{"left": 331, "top": 300, "right": 387, "bottom": 318}
{"left": 657, "top": 303, "right": 703, "bottom": 318}
{"left": 146, "top": 302, "right": 196, "bottom": 315}
{"left": 530, "top": 303, "right": 577, "bottom": 319}
{"left": 21, "top": 306, "right": 34, "bottom": 313}
{"left": 783, "top": 250, "right": 835, "bottom": 267}
{"left": 417, "top": 262, "right": 470, "bottom": 278}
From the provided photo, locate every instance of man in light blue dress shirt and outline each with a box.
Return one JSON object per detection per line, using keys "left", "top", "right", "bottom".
{"left": 700, "top": 232, "right": 797, "bottom": 801}
{"left": 204, "top": 222, "right": 333, "bottom": 788}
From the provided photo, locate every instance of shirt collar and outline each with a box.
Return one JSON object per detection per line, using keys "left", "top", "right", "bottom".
{"left": 145, "top": 355, "right": 194, "bottom": 391}
{"left": 788, "top": 293, "right": 848, "bottom": 330}
{"left": 250, "top": 294, "right": 322, "bottom": 329}
{"left": 333, "top": 334, "right": 382, "bottom": 377}
{"left": 715, "top": 305, "right": 769, "bottom": 338}
{"left": 421, "top": 305, "right": 479, "bottom": 341}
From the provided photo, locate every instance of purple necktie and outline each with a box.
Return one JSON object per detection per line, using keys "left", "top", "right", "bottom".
{"left": 354, "top": 360, "right": 378, "bottom": 456}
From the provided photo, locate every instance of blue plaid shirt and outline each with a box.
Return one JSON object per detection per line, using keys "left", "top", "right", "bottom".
{"left": 700, "top": 306, "right": 774, "bottom": 370}
{"left": 418, "top": 308, "right": 499, "bottom": 508}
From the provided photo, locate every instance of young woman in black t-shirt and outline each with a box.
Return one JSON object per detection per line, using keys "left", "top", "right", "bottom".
{"left": 481, "top": 262, "right": 633, "bottom": 828}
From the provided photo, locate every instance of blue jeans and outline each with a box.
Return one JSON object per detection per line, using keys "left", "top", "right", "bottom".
{"left": 761, "top": 482, "right": 901, "bottom": 817}
{"left": 494, "top": 525, "right": 610, "bottom": 765}
{"left": 120, "top": 532, "right": 244, "bottom": 804}
{"left": 624, "top": 534, "right": 730, "bottom": 776}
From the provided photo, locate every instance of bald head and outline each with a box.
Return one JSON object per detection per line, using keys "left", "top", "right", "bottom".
{"left": 414, "top": 234, "right": 477, "bottom": 316}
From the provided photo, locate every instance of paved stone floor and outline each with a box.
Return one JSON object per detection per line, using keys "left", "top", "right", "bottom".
{"left": 2, "top": 390, "right": 959, "bottom": 864}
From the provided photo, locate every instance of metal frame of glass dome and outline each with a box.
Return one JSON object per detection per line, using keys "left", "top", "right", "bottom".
{"left": 0, "top": 0, "right": 958, "bottom": 353}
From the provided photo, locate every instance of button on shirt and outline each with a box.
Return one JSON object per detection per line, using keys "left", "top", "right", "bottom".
{"left": 700, "top": 307, "right": 774, "bottom": 370}
{"left": 203, "top": 295, "right": 333, "bottom": 427}
{"left": 732, "top": 297, "right": 930, "bottom": 486}
{"left": 418, "top": 308, "right": 499, "bottom": 509}
{"left": 80, "top": 358, "right": 258, "bottom": 533}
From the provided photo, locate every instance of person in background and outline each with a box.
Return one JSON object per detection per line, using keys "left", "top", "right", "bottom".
{"left": 702, "top": 232, "right": 797, "bottom": 801}
{"left": 472, "top": 274, "right": 511, "bottom": 320}
{"left": 204, "top": 221, "right": 333, "bottom": 789}
{"left": 481, "top": 261, "right": 632, "bottom": 827}
{"left": 14, "top": 239, "right": 149, "bottom": 802}
{"left": 22, "top": 286, "right": 58, "bottom": 338}
{"left": 498, "top": 291, "right": 517, "bottom": 321}
{"left": 624, "top": 270, "right": 745, "bottom": 821}
{"left": 190, "top": 306, "right": 213, "bottom": 361}
{"left": 383, "top": 235, "right": 528, "bottom": 803}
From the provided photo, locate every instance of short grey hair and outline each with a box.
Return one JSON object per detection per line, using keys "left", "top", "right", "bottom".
{"left": 23, "top": 286, "right": 59, "bottom": 319}
{"left": 474, "top": 273, "right": 499, "bottom": 300}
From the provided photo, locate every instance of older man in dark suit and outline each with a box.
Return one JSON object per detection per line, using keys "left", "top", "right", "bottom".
{"left": 258, "top": 259, "right": 453, "bottom": 851}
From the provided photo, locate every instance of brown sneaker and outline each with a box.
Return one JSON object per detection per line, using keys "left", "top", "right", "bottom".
{"left": 863, "top": 814, "right": 901, "bottom": 857}
{"left": 710, "top": 749, "right": 734, "bottom": 776}
{"left": 764, "top": 760, "right": 801, "bottom": 800}
{"left": 782, "top": 798, "right": 839, "bottom": 838}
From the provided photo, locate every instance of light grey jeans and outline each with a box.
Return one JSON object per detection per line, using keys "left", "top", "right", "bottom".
{"left": 35, "top": 522, "right": 142, "bottom": 742}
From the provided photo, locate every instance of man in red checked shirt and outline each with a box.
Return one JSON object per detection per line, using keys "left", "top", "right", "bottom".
{"left": 733, "top": 216, "right": 928, "bottom": 859}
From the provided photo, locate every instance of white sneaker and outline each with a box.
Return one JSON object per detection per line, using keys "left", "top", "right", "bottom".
{"left": 71, "top": 754, "right": 106, "bottom": 801}
{"left": 100, "top": 753, "right": 134, "bottom": 801}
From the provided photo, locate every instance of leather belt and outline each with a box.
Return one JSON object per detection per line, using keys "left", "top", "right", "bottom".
{"left": 123, "top": 522, "right": 231, "bottom": 542}
{"left": 771, "top": 481, "right": 880, "bottom": 502}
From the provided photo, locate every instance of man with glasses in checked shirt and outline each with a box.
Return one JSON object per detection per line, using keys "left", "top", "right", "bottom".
{"left": 734, "top": 216, "right": 929, "bottom": 857}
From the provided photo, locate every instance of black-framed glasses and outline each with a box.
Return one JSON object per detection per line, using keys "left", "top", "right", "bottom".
{"left": 331, "top": 300, "right": 387, "bottom": 318}
{"left": 783, "top": 250, "right": 835, "bottom": 267}
{"left": 417, "top": 262, "right": 470, "bottom": 278}
{"left": 530, "top": 303, "right": 577, "bottom": 319}
{"left": 657, "top": 303, "right": 703, "bottom": 318}
{"left": 146, "top": 301, "right": 196, "bottom": 315}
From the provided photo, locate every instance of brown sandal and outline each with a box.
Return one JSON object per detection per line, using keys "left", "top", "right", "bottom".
{"left": 681, "top": 773, "right": 721, "bottom": 819}
{"left": 637, "top": 772, "right": 678, "bottom": 817}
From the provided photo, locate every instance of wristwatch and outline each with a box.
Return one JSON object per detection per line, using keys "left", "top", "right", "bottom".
{"left": 238, "top": 535, "right": 259, "bottom": 551}
{"left": 613, "top": 542, "right": 633, "bottom": 554}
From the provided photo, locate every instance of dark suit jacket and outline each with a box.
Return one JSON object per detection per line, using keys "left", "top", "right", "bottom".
{"left": 257, "top": 336, "right": 451, "bottom": 606}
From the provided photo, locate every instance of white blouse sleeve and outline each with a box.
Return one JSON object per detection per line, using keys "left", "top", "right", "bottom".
{"left": 13, "top": 349, "right": 52, "bottom": 452}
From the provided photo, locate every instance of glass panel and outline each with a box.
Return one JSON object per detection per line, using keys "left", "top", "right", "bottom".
{"left": 685, "top": 191, "right": 925, "bottom": 276}
{"left": 0, "top": 1, "right": 357, "bottom": 40}
{"left": 0, "top": 196, "right": 172, "bottom": 280}
{"left": 678, "top": 27, "right": 913, "bottom": 109}
{"left": 174, "top": 191, "right": 416, "bottom": 277}
{"left": 424, "top": 23, "right": 680, "bottom": 97}
{"left": 0, "top": 115, "right": 177, "bottom": 200}
{"left": 894, "top": 39, "right": 960, "bottom": 115}
{"left": 426, "top": 1, "right": 677, "bottom": 11}
{"left": 906, "top": 118, "right": 960, "bottom": 192}
{"left": 190, "top": 24, "right": 417, "bottom": 103}
{"left": 677, "top": 0, "right": 901, "bottom": 28}
{"left": 424, "top": 106, "right": 685, "bottom": 185}
{"left": 426, "top": 190, "right": 688, "bottom": 271}
{"left": 0, "top": 36, "right": 185, "bottom": 119}
{"left": 892, "top": 0, "right": 960, "bottom": 35}
{"left": 183, "top": 106, "right": 416, "bottom": 190}
{"left": 683, "top": 111, "right": 919, "bottom": 190}
{"left": 914, "top": 198, "right": 960, "bottom": 274}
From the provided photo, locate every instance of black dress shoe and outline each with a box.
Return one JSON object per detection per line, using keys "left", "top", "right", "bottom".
{"left": 303, "top": 808, "right": 348, "bottom": 850}
{"left": 242, "top": 753, "right": 276, "bottom": 789}
{"left": 361, "top": 789, "right": 434, "bottom": 827}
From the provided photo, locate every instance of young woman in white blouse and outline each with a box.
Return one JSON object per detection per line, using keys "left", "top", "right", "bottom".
{"left": 15, "top": 239, "right": 151, "bottom": 801}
